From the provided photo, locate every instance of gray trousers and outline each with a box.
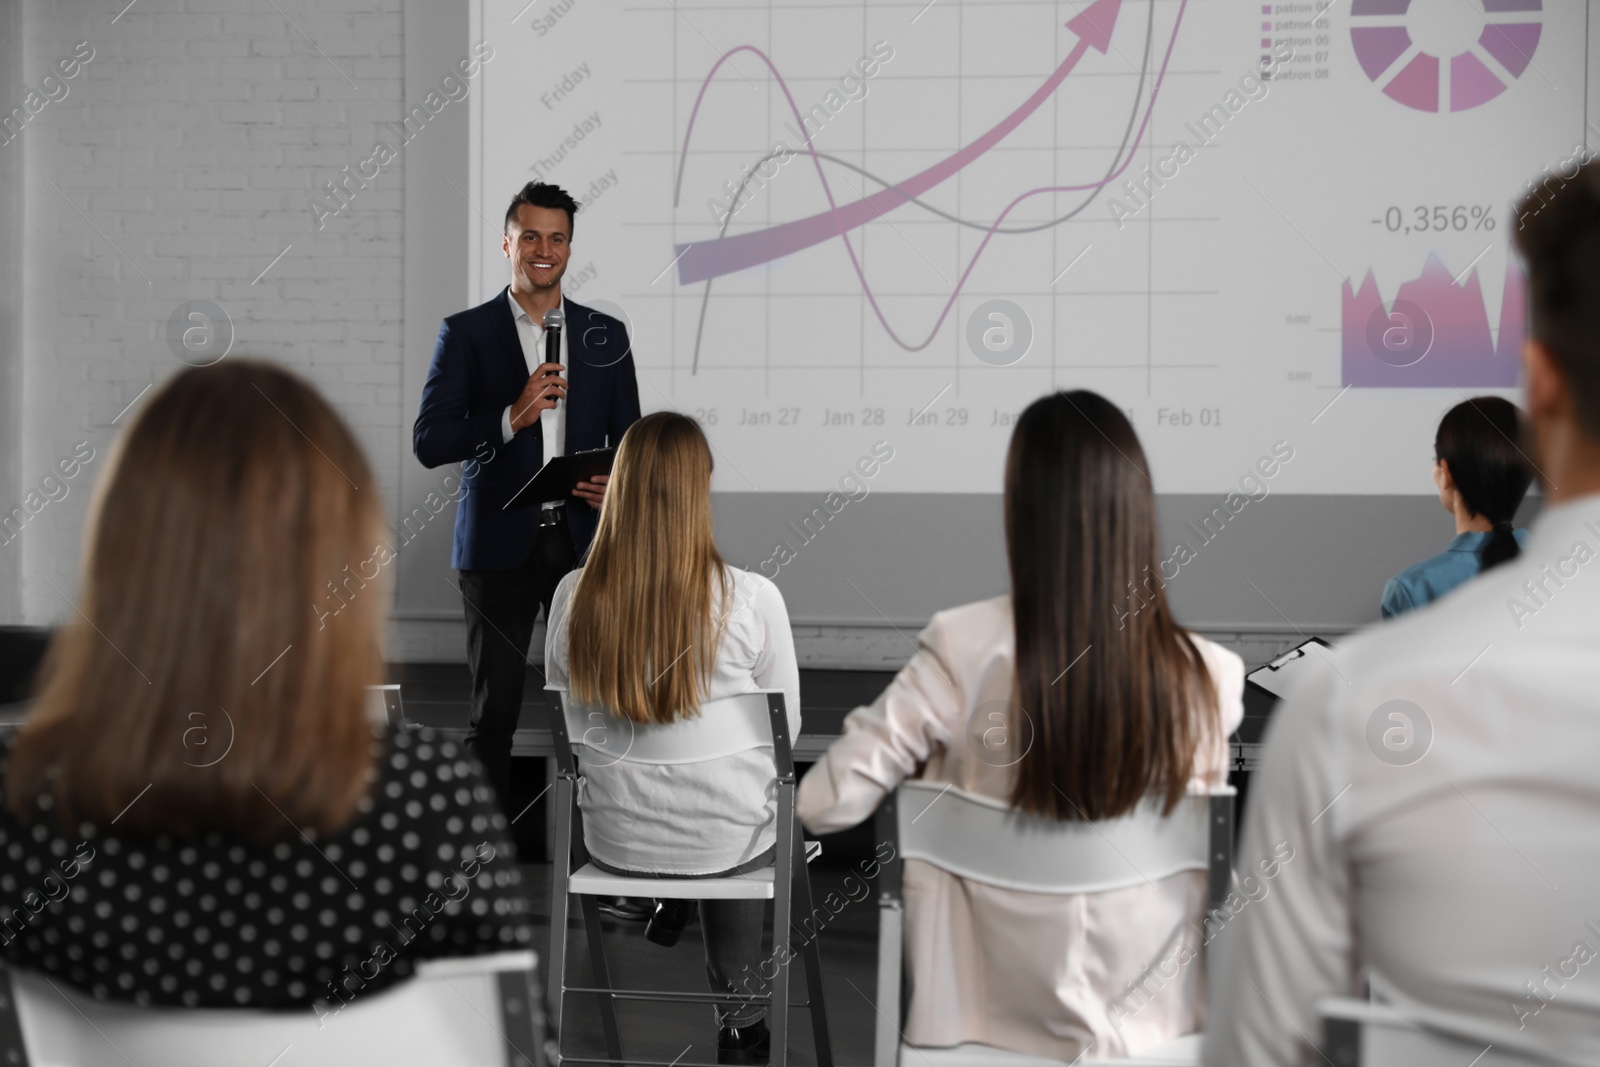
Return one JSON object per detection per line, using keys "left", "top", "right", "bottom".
{"left": 590, "top": 847, "right": 775, "bottom": 1027}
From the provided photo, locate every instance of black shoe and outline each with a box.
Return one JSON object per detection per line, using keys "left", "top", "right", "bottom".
{"left": 644, "top": 899, "right": 694, "bottom": 947}
{"left": 595, "top": 897, "right": 654, "bottom": 923}
{"left": 720, "top": 1017, "right": 768, "bottom": 1067}
{"left": 717, "top": 1018, "right": 770, "bottom": 1065}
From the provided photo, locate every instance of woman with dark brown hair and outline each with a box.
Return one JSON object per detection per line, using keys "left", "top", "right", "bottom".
{"left": 798, "top": 390, "right": 1244, "bottom": 1061}
{"left": 1379, "top": 395, "right": 1533, "bottom": 618}
{"left": 0, "top": 361, "right": 530, "bottom": 1011}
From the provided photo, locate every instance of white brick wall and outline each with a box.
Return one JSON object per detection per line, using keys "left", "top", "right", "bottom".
{"left": 15, "top": 0, "right": 405, "bottom": 623}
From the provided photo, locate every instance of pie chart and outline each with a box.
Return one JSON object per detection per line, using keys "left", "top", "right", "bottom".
{"left": 1350, "top": 0, "right": 1543, "bottom": 113}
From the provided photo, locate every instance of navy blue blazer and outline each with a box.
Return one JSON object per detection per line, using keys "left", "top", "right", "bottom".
{"left": 413, "top": 289, "right": 641, "bottom": 571}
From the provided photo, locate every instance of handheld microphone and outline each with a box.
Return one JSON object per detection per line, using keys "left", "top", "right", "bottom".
{"left": 543, "top": 307, "right": 564, "bottom": 367}
{"left": 543, "top": 307, "right": 564, "bottom": 406}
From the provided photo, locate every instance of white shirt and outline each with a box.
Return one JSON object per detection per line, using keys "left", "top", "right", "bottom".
{"left": 501, "top": 290, "right": 565, "bottom": 508}
{"left": 544, "top": 565, "right": 802, "bottom": 875}
{"left": 1207, "top": 494, "right": 1600, "bottom": 1067}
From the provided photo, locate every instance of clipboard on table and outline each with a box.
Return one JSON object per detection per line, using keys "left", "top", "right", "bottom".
{"left": 505, "top": 447, "right": 616, "bottom": 509}
{"left": 1245, "top": 636, "right": 1334, "bottom": 701}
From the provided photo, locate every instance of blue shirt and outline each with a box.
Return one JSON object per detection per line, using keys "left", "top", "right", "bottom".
{"left": 1380, "top": 528, "right": 1531, "bottom": 618}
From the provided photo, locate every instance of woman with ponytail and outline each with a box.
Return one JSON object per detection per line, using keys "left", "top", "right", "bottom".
{"left": 1380, "top": 396, "right": 1534, "bottom": 618}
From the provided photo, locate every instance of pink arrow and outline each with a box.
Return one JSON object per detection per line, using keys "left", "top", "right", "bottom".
{"left": 672, "top": 0, "right": 1125, "bottom": 285}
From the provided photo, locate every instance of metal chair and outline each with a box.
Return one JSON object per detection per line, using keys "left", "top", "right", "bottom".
{"left": 1320, "top": 997, "right": 1570, "bottom": 1066}
{"left": 872, "top": 780, "right": 1236, "bottom": 1067}
{"left": 0, "top": 950, "right": 545, "bottom": 1067}
{"left": 545, "top": 686, "right": 832, "bottom": 1067}
{"left": 363, "top": 682, "right": 407, "bottom": 729}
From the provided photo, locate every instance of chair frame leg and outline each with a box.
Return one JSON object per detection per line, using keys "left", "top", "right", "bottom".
{"left": 547, "top": 777, "right": 574, "bottom": 1048}
{"left": 792, "top": 831, "right": 834, "bottom": 1067}
{"left": 579, "top": 893, "right": 624, "bottom": 1067}
{"left": 769, "top": 782, "right": 796, "bottom": 1067}
{"left": 874, "top": 791, "right": 904, "bottom": 1067}
{"left": 549, "top": 771, "right": 622, "bottom": 1067}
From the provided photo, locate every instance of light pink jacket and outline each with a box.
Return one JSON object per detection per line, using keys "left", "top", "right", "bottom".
{"left": 797, "top": 596, "right": 1244, "bottom": 1061}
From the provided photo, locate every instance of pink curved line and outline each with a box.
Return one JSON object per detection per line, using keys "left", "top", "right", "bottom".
{"left": 671, "top": 45, "right": 785, "bottom": 210}
{"left": 673, "top": 33, "right": 1096, "bottom": 282}
{"left": 672, "top": 0, "right": 1188, "bottom": 352}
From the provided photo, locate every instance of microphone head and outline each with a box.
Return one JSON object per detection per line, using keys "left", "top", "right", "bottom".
{"left": 543, "top": 308, "right": 565, "bottom": 331}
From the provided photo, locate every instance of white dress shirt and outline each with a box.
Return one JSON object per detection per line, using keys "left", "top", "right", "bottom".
{"left": 797, "top": 596, "right": 1244, "bottom": 1061}
{"left": 544, "top": 565, "right": 802, "bottom": 875}
{"left": 1207, "top": 494, "right": 1600, "bottom": 1067}
{"left": 501, "top": 291, "right": 565, "bottom": 509}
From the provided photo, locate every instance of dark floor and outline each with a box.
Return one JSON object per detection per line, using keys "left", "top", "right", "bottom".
{"left": 523, "top": 861, "right": 882, "bottom": 1067}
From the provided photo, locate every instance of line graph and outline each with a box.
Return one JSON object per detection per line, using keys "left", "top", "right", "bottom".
{"left": 678, "top": 0, "right": 1161, "bottom": 373}
{"left": 668, "top": 0, "right": 1190, "bottom": 354}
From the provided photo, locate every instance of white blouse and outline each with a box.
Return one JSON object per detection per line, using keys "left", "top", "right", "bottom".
{"left": 544, "top": 565, "right": 801, "bottom": 876}
{"left": 797, "top": 596, "right": 1244, "bottom": 1061}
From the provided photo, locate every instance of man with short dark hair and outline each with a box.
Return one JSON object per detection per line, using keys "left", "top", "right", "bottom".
{"left": 414, "top": 181, "right": 640, "bottom": 823}
{"left": 1207, "top": 164, "right": 1600, "bottom": 1064}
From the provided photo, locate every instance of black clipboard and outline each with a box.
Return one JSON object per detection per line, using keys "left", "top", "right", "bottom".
{"left": 1245, "top": 636, "right": 1334, "bottom": 701}
{"left": 505, "top": 447, "right": 616, "bottom": 509}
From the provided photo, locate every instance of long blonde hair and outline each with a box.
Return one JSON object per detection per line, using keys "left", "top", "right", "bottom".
{"left": 6, "top": 361, "right": 386, "bottom": 840}
{"left": 567, "top": 412, "right": 729, "bottom": 723}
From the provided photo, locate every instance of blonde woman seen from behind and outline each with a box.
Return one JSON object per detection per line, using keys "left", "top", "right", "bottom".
{"left": 545, "top": 411, "right": 799, "bottom": 1066}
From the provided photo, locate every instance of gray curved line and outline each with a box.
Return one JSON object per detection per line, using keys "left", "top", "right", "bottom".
{"left": 689, "top": 0, "right": 1159, "bottom": 375}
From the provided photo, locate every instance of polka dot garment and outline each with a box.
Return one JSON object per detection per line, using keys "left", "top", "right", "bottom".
{"left": 0, "top": 727, "right": 533, "bottom": 1010}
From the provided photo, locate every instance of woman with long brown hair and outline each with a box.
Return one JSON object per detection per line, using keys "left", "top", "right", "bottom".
{"left": 798, "top": 390, "right": 1244, "bottom": 1060}
{"left": 0, "top": 361, "right": 530, "bottom": 1010}
{"left": 544, "top": 410, "right": 800, "bottom": 1065}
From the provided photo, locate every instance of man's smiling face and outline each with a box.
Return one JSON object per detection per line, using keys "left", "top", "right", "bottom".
{"left": 502, "top": 204, "right": 572, "bottom": 296}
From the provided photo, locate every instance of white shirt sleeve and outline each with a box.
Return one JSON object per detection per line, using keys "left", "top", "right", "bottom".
{"left": 744, "top": 574, "right": 801, "bottom": 740}
{"left": 1205, "top": 653, "right": 1358, "bottom": 1067}
{"left": 543, "top": 571, "right": 579, "bottom": 690}
{"left": 501, "top": 405, "right": 515, "bottom": 444}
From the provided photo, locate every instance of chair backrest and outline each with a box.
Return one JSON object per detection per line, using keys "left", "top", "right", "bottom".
{"left": 364, "top": 683, "right": 405, "bottom": 729}
{"left": 895, "top": 779, "right": 1234, "bottom": 899}
{"left": 1320, "top": 997, "right": 1571, "bottom": 1067}
{"left": 547, "top": 686, "right": 790, "bottom": 768}
{"left": 0, "top": 951, "right": 545, "bottom": 1067}
{"left": 871, "top": 783, "right": 1234, "bottom": 1067}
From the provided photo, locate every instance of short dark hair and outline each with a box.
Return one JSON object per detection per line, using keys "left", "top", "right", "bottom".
{"left": 504, "top": 181, "right": 578, "bottom": 237}
{"left": 1514, "top": 158, "right": 1600, "bottom": 439}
